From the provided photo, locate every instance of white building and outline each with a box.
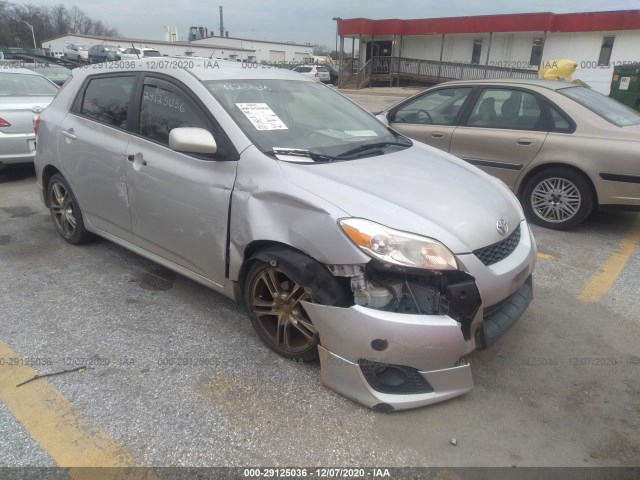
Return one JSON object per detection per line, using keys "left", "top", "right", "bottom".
{"left": 338, "top": 10, "right": 640, "bottom": 94}
{"left": 42, "top": 33, "right": 313, "bottom": 64}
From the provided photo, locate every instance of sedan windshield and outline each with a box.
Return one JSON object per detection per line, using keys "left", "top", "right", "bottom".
{"left": 0, "top": 72, "right": 58, "bottom": 96}
{"left": 559, "top": 86, "right": 640, "bottom": 127}
{"left": 203, "top": 79, "right": 407, "bottom": 160}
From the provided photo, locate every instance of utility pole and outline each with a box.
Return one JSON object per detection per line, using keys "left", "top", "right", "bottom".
{"left": 22, "top": 21, "right": 37, "bottom": 49}
{"left": 332, "top": 17, "right": 341, "bottom": 61}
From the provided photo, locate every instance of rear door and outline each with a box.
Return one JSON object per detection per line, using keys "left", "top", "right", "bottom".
{"left": 56, "top": 73, "right": 137, "bottom": 240}
{"left": 388, "top": 86, "right": 473, "bottom": 152}
{"left": 450, "top": 87, "right": 549, "bottom": 187}
{"left": 124, "top": 75, "right": 238, "bottom": 285}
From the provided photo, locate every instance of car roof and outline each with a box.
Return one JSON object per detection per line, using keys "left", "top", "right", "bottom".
{"left": 440, "top": 78, "right": 577, "bottom": 91}
{"left": 71, "top": 58, "right": 316, "bottom": 82}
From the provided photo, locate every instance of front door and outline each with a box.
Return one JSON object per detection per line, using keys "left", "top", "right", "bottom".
{"left": 389, "top": 86, "right": 473, "bottom": 152}
{"left": 125, "top": 75, "right": 238, "bottom": 285}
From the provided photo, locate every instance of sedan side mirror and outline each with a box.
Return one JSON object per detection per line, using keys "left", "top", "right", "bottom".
{"left": 169, "top": 127, "right": 217, "bottom": 154}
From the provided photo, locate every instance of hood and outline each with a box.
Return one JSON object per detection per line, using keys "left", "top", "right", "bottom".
{"left": 278, "top": 142, "right": 524, "bottom": 253}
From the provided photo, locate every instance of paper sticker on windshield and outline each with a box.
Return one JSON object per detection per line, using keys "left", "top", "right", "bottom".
{"left": 235, "top": 103, "right": 288, "bottom": 130}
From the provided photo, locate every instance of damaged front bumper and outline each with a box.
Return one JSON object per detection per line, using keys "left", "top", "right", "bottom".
{"left": 302, "top": 275, "right": 533, "bottom": 411}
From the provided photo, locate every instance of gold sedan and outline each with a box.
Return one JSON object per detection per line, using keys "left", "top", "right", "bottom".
{"left": 379, "top": 79, "right": 640, "bottom": 229}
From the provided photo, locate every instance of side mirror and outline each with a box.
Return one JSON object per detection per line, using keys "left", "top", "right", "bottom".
{"left": 169, "top": 127, "right": 217, "bottom": 155}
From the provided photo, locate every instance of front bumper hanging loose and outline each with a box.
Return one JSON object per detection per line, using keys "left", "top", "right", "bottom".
{"left": 302, "top": 275, "right": 533, "bottom": 411}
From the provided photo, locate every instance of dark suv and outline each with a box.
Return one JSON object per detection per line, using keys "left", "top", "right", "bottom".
{"left": 88, "top": 45, "right": 120, "bottom": 63}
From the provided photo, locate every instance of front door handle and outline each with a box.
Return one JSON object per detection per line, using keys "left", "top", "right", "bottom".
{"left": 431, "top": 131, "right": 446, "bottom": 138}
{"left": 61, "top": 129, "right": 76, "bottom": 140}
{"left": 517, "top": 138, "right": 534, "bottom": 146}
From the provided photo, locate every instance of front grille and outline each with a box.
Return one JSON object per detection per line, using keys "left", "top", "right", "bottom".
{"left": 473, "top": 224, "right": 521, "bottom": 266}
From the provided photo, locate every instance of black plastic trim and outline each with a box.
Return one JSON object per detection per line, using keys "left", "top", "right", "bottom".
{"left": 358, "top": 360, "right": 434, "bottom": 395}
{"left": 478, "top": 275, "right": 533, "bottom": 349}
{"left": 462, "top": 158, "right": 523, "bottom": 171}
{"left": 599, "top": 172, "right": 640, "bottom": 184}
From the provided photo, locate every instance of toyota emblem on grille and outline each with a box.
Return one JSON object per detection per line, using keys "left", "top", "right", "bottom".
{"left": 496, "top": 219, "right": 509, "bottom": 236}
{"left": 32, "top": 106, "right": 43, "bottom": 113}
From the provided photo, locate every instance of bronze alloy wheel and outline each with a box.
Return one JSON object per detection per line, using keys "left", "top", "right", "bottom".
{"left": 48, "top": 179, "right": 77, "bottom": 238}
{"left": 249, "top": 266, "right": 318, "bottom": 355}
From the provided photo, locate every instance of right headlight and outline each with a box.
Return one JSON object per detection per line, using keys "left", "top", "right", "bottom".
{"left": 339, "top": 218, "right": 458, "bottom": 270}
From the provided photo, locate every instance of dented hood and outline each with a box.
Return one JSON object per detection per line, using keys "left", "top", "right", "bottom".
{"left": 278, "top": 142, "right": 524, "bottom": 253}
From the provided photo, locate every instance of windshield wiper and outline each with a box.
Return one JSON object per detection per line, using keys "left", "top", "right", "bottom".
{"left": 336, "top": 140, "right": 412, "bottom": 159}
{"left": 266, "top": 148, "right": 335, "bottom": 163}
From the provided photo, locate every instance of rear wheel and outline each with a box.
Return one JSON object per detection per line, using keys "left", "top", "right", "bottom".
{"left": 47, "top": 174, "right": 92, "bottom": 244}
{"left": 522, "top": 167, "right": 594, "bottom": 230}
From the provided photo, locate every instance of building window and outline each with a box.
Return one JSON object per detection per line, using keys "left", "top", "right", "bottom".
{"left": 598, "top": 36, "right": 615, "bottom": 66}
{"left": 530, "top": 37, "right": 544, "bottom": 66}
{"left": 471, "top": 39, "right": 483, "bottom": 64}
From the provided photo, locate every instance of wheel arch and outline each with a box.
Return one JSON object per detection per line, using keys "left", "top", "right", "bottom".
{"left": 238, "top": 240, "right": 352, "bottom": 307}
{"left": 41, "top": 165, "right": 62, "bottom": 206}
{"left": 516, "top": 162, "right": 599, "bottom": 207}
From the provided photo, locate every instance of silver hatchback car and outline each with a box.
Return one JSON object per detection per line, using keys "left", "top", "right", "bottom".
{"left": 34, "top": 60, "right": 536, "bottom": 411}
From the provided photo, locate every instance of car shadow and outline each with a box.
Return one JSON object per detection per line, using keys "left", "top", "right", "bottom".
{"left": 574, "top": 210, "right": 640, "bottom": 236}
{"left": 0, "top": 164, "right": 36, "bottom": 184}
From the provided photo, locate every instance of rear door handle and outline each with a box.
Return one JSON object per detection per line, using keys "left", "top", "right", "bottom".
{"left": 127, "top": 153, "right": 147, "bottom": 166}
{"left": 431, "top": 132, "right": 446, "bottom": 138}
{"left": 517, "top": 138, "right": 534, "bottom": 146}
{"left": 61, "top": 129, "right": 76, "bottom": 140}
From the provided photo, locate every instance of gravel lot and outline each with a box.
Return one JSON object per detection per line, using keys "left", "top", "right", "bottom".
{"left": 0, "top": 91, "right": 639, "bottom": 469}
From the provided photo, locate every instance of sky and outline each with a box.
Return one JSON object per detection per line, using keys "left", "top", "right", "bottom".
{"left": 21, "top": 0, "right": 640, "bottom": 46}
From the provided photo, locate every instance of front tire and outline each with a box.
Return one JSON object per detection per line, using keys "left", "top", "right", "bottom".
{"left": 47, "top": 174, "right": 92, "bottom": 244}
{"left": 522, "top": 167, "right": 594, "bottom": 230}
{"left": 243, "top": 248, "right": 351, "bottom": 362}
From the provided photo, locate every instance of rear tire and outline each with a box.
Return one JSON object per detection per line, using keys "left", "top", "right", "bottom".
{"left": 521, "top": 167, "right": 594, "bottom": 230}
{"left": 47, "top": 174, "right": 92, "bottom": 244}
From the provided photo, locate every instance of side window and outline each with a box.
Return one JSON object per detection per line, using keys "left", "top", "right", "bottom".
{"left": 466, "top": 88, "right": 544, "bottom": 130}
{"left": 393, "top": 87, "right": 472, "bottom": 125}
{"left": 139, "top": 83, "right": 209, "bottom": 146}
{"left": 80, "top": 75, "right": 135, "bottom": 128}
{"left": 546, "top": 103, "right": 572, "bottom": 132}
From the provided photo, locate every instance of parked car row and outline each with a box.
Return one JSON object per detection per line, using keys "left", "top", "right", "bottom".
{"left": 63, "top": 43, "right": 163, "bottom": 63}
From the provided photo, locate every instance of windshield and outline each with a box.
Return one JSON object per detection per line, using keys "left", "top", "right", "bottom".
{"left": 77, "top": 45, "right": 88, "bottom": 51}
{"left": 0, "top": 72, "right": 58, "bottom": 96}
{"left": 203, "top": 79, "right": 405, "bottom": 160}
{"left": 144, "top": 50, "right": 162, "bottom": 57}
{"left": 104, "top": 46, "right": 118, "bottom": 52}
{"left": 559, "top": 86, "right": 640, "bottom": 127}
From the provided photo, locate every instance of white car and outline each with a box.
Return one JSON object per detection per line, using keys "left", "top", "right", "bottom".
{"left": 293, "top": 65, "right": 331, "bottom": 83}
{"left": 63, "top": 44, "right": 89, "bottom": 62}
{"left": 120, "top": 48, "right": 163, "bottom": 60}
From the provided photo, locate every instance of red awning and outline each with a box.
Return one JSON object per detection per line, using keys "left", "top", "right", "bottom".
{"left": 338, "top": 10, "right": 640, "bottom": 37}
